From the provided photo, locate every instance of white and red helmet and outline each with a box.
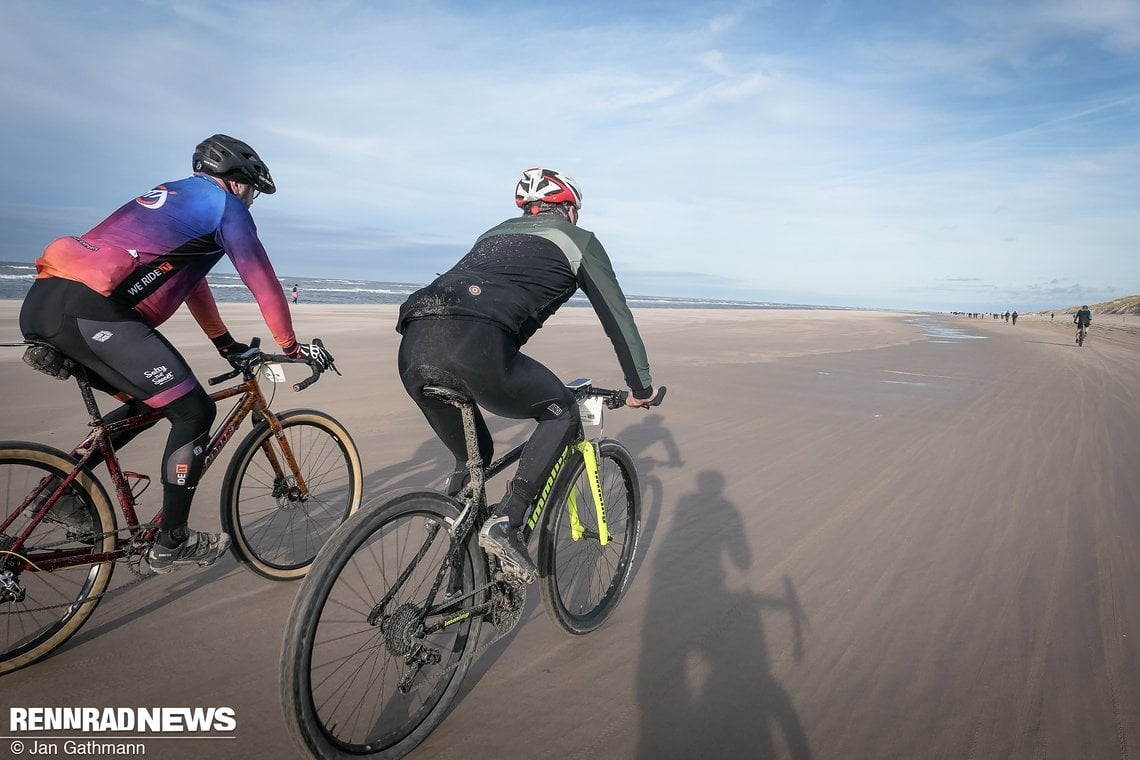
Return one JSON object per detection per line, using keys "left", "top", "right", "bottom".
{"left": 514, "top": 167, "right": 583, "bottom": 209}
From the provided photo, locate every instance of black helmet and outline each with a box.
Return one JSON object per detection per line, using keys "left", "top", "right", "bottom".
{"left": 192, "top": 134, "right": 276, "bottom": 194}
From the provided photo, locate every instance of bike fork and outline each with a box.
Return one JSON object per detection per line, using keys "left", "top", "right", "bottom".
{"left": 567, "top": 440, "right": 610, "bottom": 545}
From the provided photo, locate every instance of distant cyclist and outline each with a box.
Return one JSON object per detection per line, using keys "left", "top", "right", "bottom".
{"left": 396, "top": 167, "right": 662, "bottom": 578}
{"left": 1073, "top": 305, "right": 1093, "bottom": 343}
{"left": 19, "top": 134, "right": 335, "bottom": 572}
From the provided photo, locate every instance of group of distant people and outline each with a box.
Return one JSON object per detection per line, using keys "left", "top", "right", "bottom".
{"left": 952, "top": 307, "right": 1093, "bottom": 343}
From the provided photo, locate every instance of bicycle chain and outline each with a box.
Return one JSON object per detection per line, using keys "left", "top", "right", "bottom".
{"left": 399, "top": 570, "right": 529, "bottom": 697}
{"left": 0, "top": 524, "right": 162, "bottom": 615}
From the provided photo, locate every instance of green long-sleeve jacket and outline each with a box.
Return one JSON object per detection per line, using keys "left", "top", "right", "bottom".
{"left": 397, "top": 213, "right": 652, "bottom": 393}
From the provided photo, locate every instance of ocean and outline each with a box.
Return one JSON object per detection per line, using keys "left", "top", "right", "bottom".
{"left": 0, "top": 260, "right": 827, "bottom": 310}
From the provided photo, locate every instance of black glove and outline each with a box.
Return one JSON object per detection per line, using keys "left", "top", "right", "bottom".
{"left": 213, "top": 332, "right": 253, "bottom": 364}
{"left": 211, "top": 332, "right": 250, "bottom": 360}
{"left": 287, "top": 340, "right": 336, "bottom": 372}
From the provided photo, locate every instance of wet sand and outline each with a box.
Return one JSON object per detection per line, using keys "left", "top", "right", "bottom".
{"left": 0, "top": 302, "right": 1137, "bottom": 759}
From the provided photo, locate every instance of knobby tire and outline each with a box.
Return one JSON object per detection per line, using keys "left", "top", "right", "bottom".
{"left": 281, "top": 489, "right": 485, "bottom": 759}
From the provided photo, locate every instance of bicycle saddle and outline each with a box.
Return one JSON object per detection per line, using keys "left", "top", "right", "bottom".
{"left": 422, "top": 385, "right": 471, "bottom": 404}
{"left": 22, "top": 341, "right": 77, "bottom": 380}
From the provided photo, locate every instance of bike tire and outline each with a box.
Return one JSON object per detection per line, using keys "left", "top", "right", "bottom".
{"left": 281, "top": 489, "right": 486, "bottom": 759}
{"left": 221, "top": 409, "right": 363, "bottom": 580}
{"left": 537, "top": 438, "right": 642, "bottom": 635}
{"left": 0, "top": 442, "right": 117, "bottom": 674}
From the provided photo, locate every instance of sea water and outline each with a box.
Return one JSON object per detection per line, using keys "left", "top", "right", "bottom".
{"left": 0, "top": 260, "right": 828, "bottom": 311}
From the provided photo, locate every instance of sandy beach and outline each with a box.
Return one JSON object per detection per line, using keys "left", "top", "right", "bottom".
{"left": 1, "top": 300, "right": 1138, "bottom": 760}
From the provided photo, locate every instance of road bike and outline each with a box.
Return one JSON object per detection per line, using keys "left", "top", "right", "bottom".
{"left": 0, "top": 338, "right": 363, "bottom": 674}
{"left": 281, "top": 379, "right": 665, "bottom": 759}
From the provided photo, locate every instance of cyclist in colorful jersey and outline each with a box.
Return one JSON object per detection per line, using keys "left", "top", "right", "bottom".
{"left": 1073, "top": 305, "right": 1092, "bottom": 343}
{"left": 397, "top": 167, "right": 661, "bottom": 579}
{"left": 19, "top": 134, "right": 334, "bottom": 573}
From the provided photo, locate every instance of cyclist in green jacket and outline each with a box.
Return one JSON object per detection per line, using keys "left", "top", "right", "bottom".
{"left": 397, "top": 168, "right": 661, "bottom": 578}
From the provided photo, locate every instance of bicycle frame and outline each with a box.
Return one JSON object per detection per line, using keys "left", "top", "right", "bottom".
{"left": 3, "top": 358, "right": 307, "bottom": 573}
{"left": 367, "top": 385, "right": 614, "bottom": 635}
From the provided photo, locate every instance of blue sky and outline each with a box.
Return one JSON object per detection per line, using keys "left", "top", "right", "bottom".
{"left": 1, "top": 0, "right": 1137, "bottom": 311}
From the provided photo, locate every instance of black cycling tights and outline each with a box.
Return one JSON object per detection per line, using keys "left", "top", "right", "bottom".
{"left": 80, "top": 387, "right": 216, "bottom": 543}
{"left": 155, "top": 386, "right": 216, "bottom": 540}
{"left": 398, "top": 319, "right": 579, "bottom": 529}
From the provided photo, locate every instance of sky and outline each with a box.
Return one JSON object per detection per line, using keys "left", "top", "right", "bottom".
{"left": 1, "top": 0, "right": 1138, "bottom": 311}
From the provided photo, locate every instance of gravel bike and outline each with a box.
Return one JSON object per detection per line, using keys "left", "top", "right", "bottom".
{"left": 281, "top": 379, "right": 665, "bottom": 758}
{"left": 0, "top": 338, "right": 362, "bottom": 674}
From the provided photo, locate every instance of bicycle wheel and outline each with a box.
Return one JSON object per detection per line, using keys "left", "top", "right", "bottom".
{"left": 281, "top": 489, "right": 487, "bottom": 759}
{"left": 0, "top": 442, "right": 117, "bottom": 674}
{"left": 537, "top": 438, "right": 641, "bottom": 635}
{"left": 221, "top": 409, "right": 363, "bottom": 580}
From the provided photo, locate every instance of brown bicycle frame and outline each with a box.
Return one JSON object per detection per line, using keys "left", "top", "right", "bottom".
{"left": 3, "top": 364, "right": 308, "bottom": 573}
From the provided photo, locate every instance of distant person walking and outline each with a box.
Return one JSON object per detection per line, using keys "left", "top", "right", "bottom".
{"left": 1074, "top": 305, "right": 1092, "bottom": 343}
{"left": 292, "top": 284, "right": 299, "bottom": 304}
{"left": 1011, "top": 311, "right": 1018, "bottom": 325}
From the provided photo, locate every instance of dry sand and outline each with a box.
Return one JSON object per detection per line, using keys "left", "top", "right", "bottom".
{"left": 0, "top": 301, "right": 1138, "bottom": 759}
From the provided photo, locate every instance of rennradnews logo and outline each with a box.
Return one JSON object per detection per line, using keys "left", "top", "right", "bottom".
{"left": 9, "top": 706, "right": 236, "bottom": 733}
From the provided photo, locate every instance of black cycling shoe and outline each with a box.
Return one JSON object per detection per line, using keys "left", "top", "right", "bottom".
{"left": 148, "top": 530, "right": 231, "bottom": 574}
{"left": 478, "top": 515, "right": 536, "bottom": 583}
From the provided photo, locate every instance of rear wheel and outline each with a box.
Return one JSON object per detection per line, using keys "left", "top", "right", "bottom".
{"left": 538, "top": 439, "right": 641, "bottom": 635}
{"left": 222, "top": 410, "right": 362, "bottom": 580}
{"left": 0, "top": 442, "right": 117, "bottom": 674}
{"left": 281, "top": 489, "right": 486, "bottom": 759}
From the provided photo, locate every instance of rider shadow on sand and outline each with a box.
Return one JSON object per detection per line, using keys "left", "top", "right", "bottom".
{"left": 637, "top": 470, "right": 812, "bottom": 760}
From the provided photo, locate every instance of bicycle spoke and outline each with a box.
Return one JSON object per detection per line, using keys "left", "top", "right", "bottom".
{"left": 225, "top": 413, "right": 360, "bottom": 578}
{"left": 0, "top": 448, "right": 116, "bottom": 673}
{"left": 540, "top": 440, "right": 641, "bottom": 635}
{"left": 283, "top": 493, "right": 483, "bottom": 756}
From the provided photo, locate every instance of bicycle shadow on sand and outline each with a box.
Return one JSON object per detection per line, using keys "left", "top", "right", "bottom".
{"left": 60, "top": 558, "right": 237, "bottom": 652}
{"left": 637, "top": 470, "right": 812, "bottom": 759}
{"left": 358, "top": 418, "right": 532, "bottom": 504}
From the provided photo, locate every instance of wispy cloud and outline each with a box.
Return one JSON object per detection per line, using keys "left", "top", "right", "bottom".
{"left": 1, "top": 0, "right": 1137, "bottom": 311}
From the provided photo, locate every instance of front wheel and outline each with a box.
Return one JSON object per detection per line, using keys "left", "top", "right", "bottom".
{"left": 281, "top": 489, "right": 486, "bottom": 759}
{"left": 0, "top": 443, "right": 117, "bottom": 674}
{"left": 221, "top": 409, "right": 363, "bottom": 580}
{"left": 537, "top": 439, "right": 642, "bottom": 635}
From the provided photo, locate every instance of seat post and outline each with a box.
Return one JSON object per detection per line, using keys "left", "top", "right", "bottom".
{"left": 73, "top": 368, "right": 105, "bottom": 425}
{"left": 422, "top": 385, "right": 488, "bottom": 501}
{"left": 457, "top": 401, "right": 485, "bottom": 501}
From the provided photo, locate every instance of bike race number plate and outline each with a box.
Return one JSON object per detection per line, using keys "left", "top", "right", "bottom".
{"left": 263, "top": 363, "right": 287, "bottom": 384}
{"left": 579, "top": 395, "right": 604, "bottom": 427}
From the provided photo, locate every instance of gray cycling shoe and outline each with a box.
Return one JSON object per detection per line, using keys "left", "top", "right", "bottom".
{"left": 148, "top": 530, "right": 231, "bottom": 574}
{"left": 22, "top": 477, "right": 93, "bottom": 535}
{"left": 478, "top": 515, "right": 536, "bottom": 583}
